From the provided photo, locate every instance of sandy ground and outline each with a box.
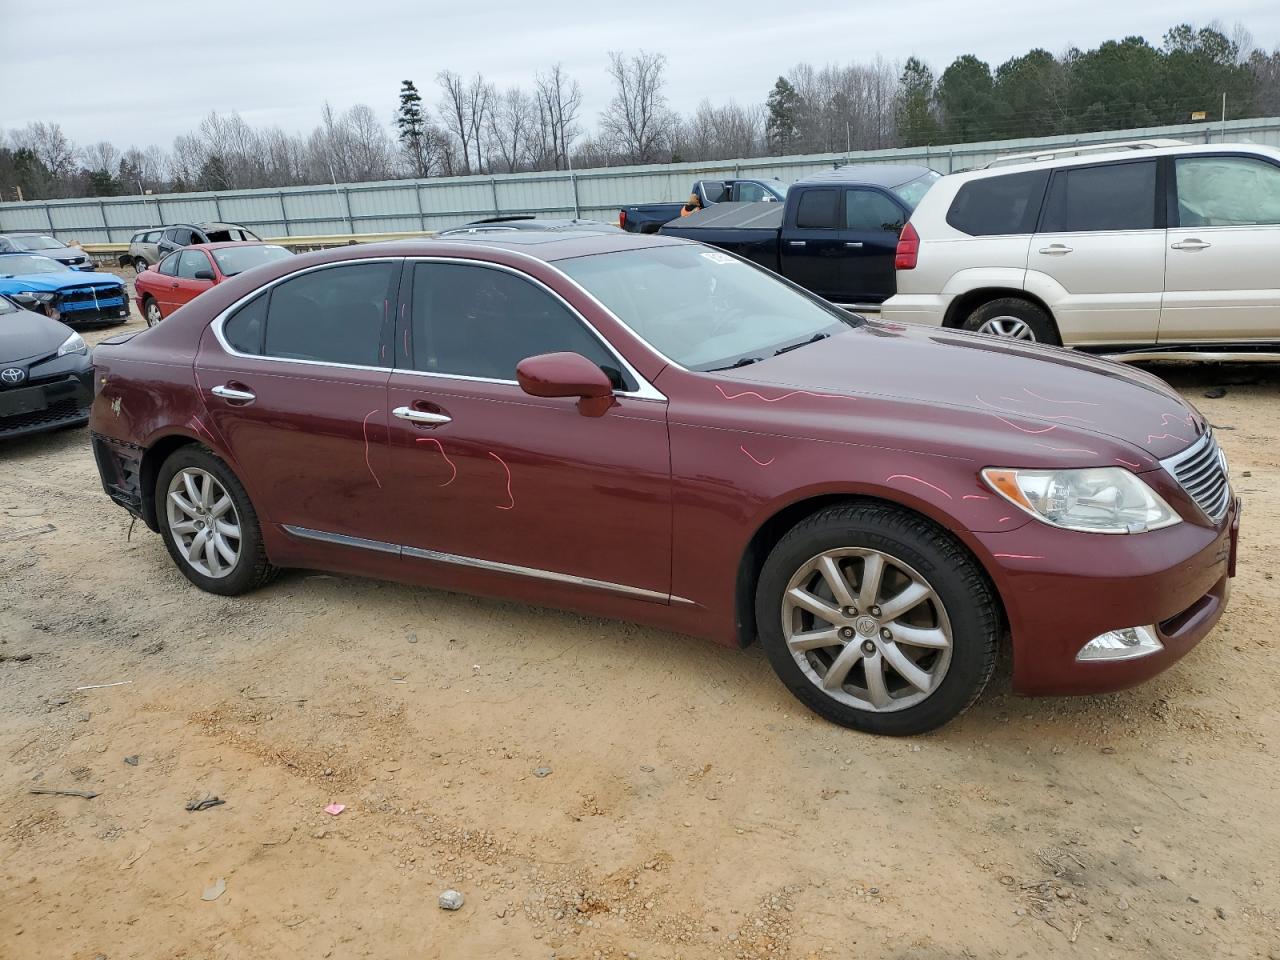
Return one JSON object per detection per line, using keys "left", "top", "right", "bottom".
{"left": 1, "top": 274, "right": 1278, "bottom": 959}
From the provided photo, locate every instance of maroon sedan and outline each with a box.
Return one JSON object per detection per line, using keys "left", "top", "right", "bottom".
{"left": 89, "top": 233, "right": 1238, "bottom": 735}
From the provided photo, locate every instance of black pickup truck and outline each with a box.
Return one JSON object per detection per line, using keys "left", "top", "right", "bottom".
{"left": 659, "top": 165, "right": 938, "bottom": 306}
{"left": 620, "top": 178, "right": 787, "bottom": 233}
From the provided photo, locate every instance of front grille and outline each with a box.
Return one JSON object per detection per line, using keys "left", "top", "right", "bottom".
{"left": 1161, "top": 431, "right": 1231, "bottom": 523}
{"left": 59, "top": 285, "right": 125, "bottom": 312}
{"left": 0, "top": 397, "right": 88, "bottom": 436}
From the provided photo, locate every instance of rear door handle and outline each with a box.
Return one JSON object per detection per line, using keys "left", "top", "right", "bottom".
{"left": 393, "top": 406, "right": 451, "bottom": 425}
{"left": 844, "top": 242, "right": 864, "bottom": 249}
{"left": 1038, "top": 244, "right": 1073, "bottom": 255}
{"left": 1171, "top": 238, "right": 1211, "bottom": 251}
{"left": 787, "top": 241, "right": 806, "bottom": 247}
{"left": 211, "top": 384, "right": 256, "bottom": 403}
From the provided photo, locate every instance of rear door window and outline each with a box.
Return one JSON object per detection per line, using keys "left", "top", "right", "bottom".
{"left": 845, "top": 189, "right": 906, "bottom": 232}
{"left": 794, "top": 189, "right": 839, "bottom": 229}
{"left": 1041, "top": 161, "right": 1157, "bottom": 233}
{"left": 946, "top": 171, "right": 1049, "bottom": 236}
{"left": 260, "top": 262, "right": 397, "bottom": 366}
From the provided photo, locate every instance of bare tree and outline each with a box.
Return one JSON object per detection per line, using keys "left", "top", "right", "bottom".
{"left": 600, "top": 51, "right": 674, "bottom": 163}
{"left": 487, "top": 88, "right": 535, "bottom": 173}
{"left": 14, "top": 122, "right": 78, "bottom": 184}
{"left": 437, "top": 71, "right": 493, "bottom": 174}
{"left": 533, "top": 64, "right": 582, "bottom": 170}
{"left": 82, "top": 141, "right": 120, "bottom": 174}
{"left": 346, "top": 103, "right": 395, "bottom": 180}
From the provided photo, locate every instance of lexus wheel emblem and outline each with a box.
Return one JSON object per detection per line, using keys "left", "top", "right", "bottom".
{"left": 0, "top": 367, "right": 25, "bottom": 385}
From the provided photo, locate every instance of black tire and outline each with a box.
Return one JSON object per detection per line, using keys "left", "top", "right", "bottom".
{"left": 134, "top": 258, "right": 149, "bottom": 274}
{"left": 962, "top": 297, "right": 1060, "bottom": 346}
{"left": 155, "top": 445, "right": 277, "bottom": 596}
{"left": 755, "top": 502, "right": 999, "bottom": 736}
{"left": 142, "top": 296, "right": 162, "bottom": 327}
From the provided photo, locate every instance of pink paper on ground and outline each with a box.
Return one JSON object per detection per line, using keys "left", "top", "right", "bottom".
{"left": 324, "top": 803, "right": 345, "bottom": 816}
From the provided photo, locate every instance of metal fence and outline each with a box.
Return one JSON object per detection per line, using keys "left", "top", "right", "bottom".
{"left": 3, "top": 116, "right": 1279, "bottom": 244}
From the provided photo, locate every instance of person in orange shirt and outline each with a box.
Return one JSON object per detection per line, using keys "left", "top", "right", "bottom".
{"left": 679, "top": 192, "right": 701, "bottom": 217}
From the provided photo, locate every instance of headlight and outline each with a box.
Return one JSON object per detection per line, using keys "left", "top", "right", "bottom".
{"left": 57, "top": 332, "right": 87, "bottom": 357}
{"left": 982, "top": 466, "right": 1180, "bottom": 534}
{"left": 12, "top": 291, "right": 56, "bottom": 304}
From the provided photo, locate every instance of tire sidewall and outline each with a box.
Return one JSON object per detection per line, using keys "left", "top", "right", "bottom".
{"left": 756, "top": 509, "right": 995, "bottom": 736}
{"left": 964, "top": 298, "right": 1060, "bottom": 346}
{"left": 143, "top": 297, "right": 161, "bottom": 327}
{"left": 156, "top": 446, "right": 264, "bottom": 596}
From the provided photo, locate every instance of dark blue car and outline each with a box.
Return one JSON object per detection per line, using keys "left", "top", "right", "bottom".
{"left": 0, "top": 254, "right": 129, "bottom": 325}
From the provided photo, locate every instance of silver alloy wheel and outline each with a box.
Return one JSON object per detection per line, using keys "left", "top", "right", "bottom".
{"left": 145, "top": 301, "right": 162, "bottom": 326}
{"left": 977, "top": 315, "right": 1035, "bottom": 340}
{"left": 165, "top": 468, "right": 241, "bottom": 579}
{"left": 782, "top": 548, "right": 953, "bottom": 713}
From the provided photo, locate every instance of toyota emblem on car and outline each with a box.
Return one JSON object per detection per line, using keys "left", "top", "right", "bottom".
{"left": 0, "top": 367, "right": 26, "bottom": 385}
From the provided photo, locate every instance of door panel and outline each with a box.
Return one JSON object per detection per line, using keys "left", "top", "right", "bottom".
{"left": 841, "top": 188, "right": 906, "bottom": 303}
{"left": 779, "top": 188, "right": 845, "bottom": 301}
{"left": 386, "top": 376, "right": 671, "bottom": 597}
{"left": 1160, "top": 154, "right": 1280, "bottom": 342}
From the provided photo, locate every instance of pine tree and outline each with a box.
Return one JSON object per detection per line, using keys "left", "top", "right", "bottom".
{"left": 897, "top": 58, "right": 940, "bottom": 147}
{"left": 765, "top": 77, "right": 801, "bottom": 154}
{"left": 396, "top": 80, "right": 430, "bottom": 177}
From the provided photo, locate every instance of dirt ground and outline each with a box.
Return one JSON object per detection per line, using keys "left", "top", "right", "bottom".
{"left": 1, "top": 272, "right": 1278, "bottom": 959}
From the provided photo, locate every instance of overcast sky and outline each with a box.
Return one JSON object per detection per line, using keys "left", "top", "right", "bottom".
{"left": 3, "top": 0, "right": 1279, "bottom": 149}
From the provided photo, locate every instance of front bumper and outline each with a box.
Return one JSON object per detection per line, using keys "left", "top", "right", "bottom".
{"left": 0, "top": 369, "right": 94, "bottom": 439}
{"left": 879, "top": 293, "right": 950, "bottom": 328}
{"left": 976, "top": 495, "right": 1239, "bottom": 696}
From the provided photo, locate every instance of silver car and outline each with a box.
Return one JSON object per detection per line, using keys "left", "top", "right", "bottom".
{"left": 0, "top": 233, "right": 94, "bottom": 271}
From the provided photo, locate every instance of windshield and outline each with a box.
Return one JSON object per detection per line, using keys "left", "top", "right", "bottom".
{"left": 0, "top": 255, "right": 66, "bottom": 276}
{"left": 12, "top": 235, "right": 64, "bottom": 251}
{"left": 558, "top": 244, "right": 853, "bottom": 371}
{"left": 0, "top": 296, "right": 18, "bottom": 314}
{"left": 211, "top": 244, "right": 292, "bottom": 276}
{"left": 892, "top": 171, "right": 941, "bottom": 209}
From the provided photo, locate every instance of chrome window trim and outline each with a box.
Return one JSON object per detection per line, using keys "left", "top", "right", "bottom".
{"left": 282, "top": 524, "right": 686, "bottom": 604}
{"left": 208, "top": 252, "right": 667, "bottom": 401}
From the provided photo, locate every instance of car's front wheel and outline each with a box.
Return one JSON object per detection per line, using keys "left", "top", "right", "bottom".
{"left": 156, "top": 445, "right": 277, "bottom": 596}
{"left": 143, "top": 296, "right": 163, "bottom": 327}
{"left": 756, "top": 503, "right": 999, "bottom": 736}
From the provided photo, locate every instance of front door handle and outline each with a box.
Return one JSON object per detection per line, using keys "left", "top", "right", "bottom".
{"left": 211, "top": 384, "right": 256, "bottom": 403}
{"left": 1171, "top": 238, "right": 1211, "bottom": 251}
{"left": 393, "top": 405, "right": 451, "bottom": 425}
{"left": 844, "top": 241, "right": 864, "bottom": 249}
{"left": 787, "top": 240, "right": 806, "bottom": 248}
{"left": 1038, "top": 243, "right": 1073, "bottom": 255}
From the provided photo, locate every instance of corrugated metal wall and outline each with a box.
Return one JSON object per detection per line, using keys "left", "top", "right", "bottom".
{"left": 4, "top": 117, "right": 1278, "bottom": 243}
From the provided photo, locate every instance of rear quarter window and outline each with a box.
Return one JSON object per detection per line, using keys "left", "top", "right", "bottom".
{"left": 1041, "top": 160, "right": 1157, "bottom": 233}
{"left": 945, "top": 171, "right": 1049, "bottom": 236}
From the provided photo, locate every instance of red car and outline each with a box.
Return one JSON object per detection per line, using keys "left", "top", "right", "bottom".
{"left": 134, "top": 242, "right": 291, "bottom": 326}
{"left": 89, "top": 233, "right": 1238, "bottom": 735}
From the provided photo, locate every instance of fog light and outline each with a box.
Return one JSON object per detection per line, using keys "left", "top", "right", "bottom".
{"left": 1076, "top": 625, "right": 1163, "bottom": 662}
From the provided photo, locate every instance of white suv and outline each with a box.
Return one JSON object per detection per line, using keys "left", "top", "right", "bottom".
{"left": 882, "top": 140, "right": 1280, "bottom": 359}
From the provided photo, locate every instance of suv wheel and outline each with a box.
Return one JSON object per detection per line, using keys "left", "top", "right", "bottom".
{"left": 962, "top": 297, "right": 1060, "bottom": 346}
{"left": 133, "top": 257, "right": 149, "bottom": 274}
{"left": 156, "top": 446, "right": 277, "bottom": 596}
{"left": 756, "top": 503, "right": 998, "bottom": 736}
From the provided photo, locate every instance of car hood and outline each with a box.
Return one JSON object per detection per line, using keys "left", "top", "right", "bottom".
{"left": 0, "top": 270, "right": 122, "bottom": 293}
{"left": 701, "top": 320, "right": 1205, "bottom": 467}
{"left": 0, "top": 307, "right": 73, "bottom": 363}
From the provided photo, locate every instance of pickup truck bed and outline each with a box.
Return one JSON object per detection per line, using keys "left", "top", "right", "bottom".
{"left": 658, "top": 202, "right": 785, "bottom": 271}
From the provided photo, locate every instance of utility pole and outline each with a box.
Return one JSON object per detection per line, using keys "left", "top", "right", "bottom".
{"left": 1221, "top": 92, "right": 1228, "bottom": 141}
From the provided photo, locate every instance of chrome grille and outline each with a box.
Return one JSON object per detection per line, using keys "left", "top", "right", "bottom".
{"left": 1161, "top": 431, "right": 1231, "bottom": 523}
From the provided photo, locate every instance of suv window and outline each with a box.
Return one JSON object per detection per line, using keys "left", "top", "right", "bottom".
{"left": 794, "top": 189, "right": 839, "bottom": 229}
{"left": 946, "top": 171, "right": 1049, "bottom": 236}
{"left": 1175, "top": 155, "right": 1280, "bottom": 227}
{"left": 408, "top": 262, "right": 626, "bottom": 385}
{"left": 158, "top": 252, "right": 181, "bottom": 276}
{"left": 261, "top": 262, "right": 396, "bottom": 366}
{"left": 845, "top": 189, "right": 905, "bottom": 232}
{"left": 177, "top": 250, "right": 209, "bottom": 279}
{"left": 166, "top": 227, "right": 194, "bottom": 245}
{"left": 147, "top": 230, "right": 162, "bottom": 243}
{"left": 1041, "top": 161, "right": 1157, "bottom": 233}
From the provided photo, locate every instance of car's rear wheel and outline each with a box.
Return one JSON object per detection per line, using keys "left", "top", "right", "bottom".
{"left": 962, "top": 297, "right": 1060, "bottom": 346}
{"left": 156, "top": 446, "right": 277, "bottom": 596}
{"left": 755, "top": 502, "right": 999, "bottom": 736}
{"left": 143, "top": 296, "right": 163, "bottom": 327}
{"left": 134, "top": 258, "right": 149, "bottom": 275}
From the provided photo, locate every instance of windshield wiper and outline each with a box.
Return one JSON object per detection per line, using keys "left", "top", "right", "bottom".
{"left": 708, "top": 356, "right": 764, "bottom": 371}
{"left": 774, "top": 332, "right": 829, "bottom": 356}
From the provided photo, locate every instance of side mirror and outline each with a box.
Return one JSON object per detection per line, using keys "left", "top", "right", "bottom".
{"left": 193, "top": 269, "right": 215, "bottom": 282}
{"left": 517, "top": 352, "right": 615, "bottom": 417}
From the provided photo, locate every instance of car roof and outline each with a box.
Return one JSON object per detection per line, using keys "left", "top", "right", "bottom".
{"left": 194, "top": 221, "right": 250, "bottom": 230}
{"left": 364, "top": 230, "right": 683, "bottom": 263}
{"left": 185, "top": 240, "right": 282, "bottom": 251}
{"left": 795, "top": 164, "right": 935, "bottom": 188}
{"left": 0, "top": 232, "right": 56, "bottom": 238}
{"left": 953, "top": 141, "right": 1280, "bottom": 182}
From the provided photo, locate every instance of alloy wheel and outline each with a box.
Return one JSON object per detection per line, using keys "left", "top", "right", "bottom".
{"left": 781, "top": 548, "right": 953, "bottom": 713}
{"left": 145, "top": 301, "right": 162, "bottom": 326}
{"left": 977, "top": 315, "right": 1035, "bottom": 340}
{"left": 165, "top": 468, "right": 241, "bottom": 579}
